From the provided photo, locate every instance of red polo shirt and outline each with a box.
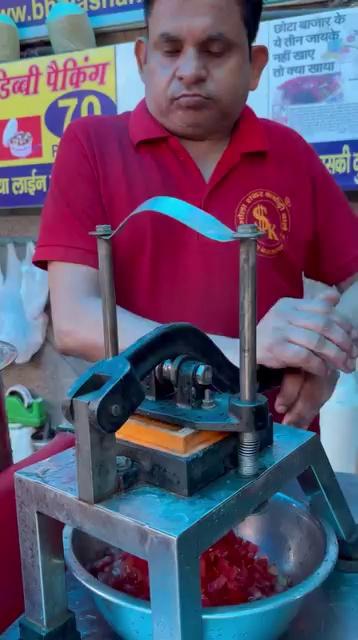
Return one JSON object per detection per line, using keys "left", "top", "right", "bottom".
{"left": 34, "top": 101, "right": 358, "bottom": 423}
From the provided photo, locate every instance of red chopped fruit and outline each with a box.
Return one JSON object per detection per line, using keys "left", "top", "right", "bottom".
{"left": 88, "top": 531, "right": 289, "bottom": 607}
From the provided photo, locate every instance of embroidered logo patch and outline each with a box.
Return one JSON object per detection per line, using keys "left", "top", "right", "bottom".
{"left": 235, "top": 190, "right": 291, "bottom": 257}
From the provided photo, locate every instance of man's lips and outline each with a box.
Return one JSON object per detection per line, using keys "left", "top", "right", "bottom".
{"left": 174, "top": 94, "right": 211, "bottom": 107}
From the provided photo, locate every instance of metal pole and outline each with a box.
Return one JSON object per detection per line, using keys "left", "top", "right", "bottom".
{"left": 236, "top": 224, "right": 262, "bottom": 477}
{"left": 94, "top": 225, "right": 119, "bottom": 359}
{"left": 0, "top": 342, "right": 17, "bottom": 472}
{"left": 0, "top": 374, "right": 13, "bottom": 472}
{"left": 76, "top": 226, "right": 119, "bottom": 505}
{"left": 238, "top": 226, "right": 258, "bottom": 403}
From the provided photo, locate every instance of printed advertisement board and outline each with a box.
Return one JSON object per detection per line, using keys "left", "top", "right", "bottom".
{"left": 0, "top": 46, "right": 116, "bottom": 207}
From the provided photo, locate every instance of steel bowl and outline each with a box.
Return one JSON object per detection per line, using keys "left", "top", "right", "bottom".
{"left": 64, "top": 494, "right": 338, "bottom": 640}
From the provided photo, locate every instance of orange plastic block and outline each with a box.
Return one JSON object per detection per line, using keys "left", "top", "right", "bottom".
{"left": 116, "top": 415, "right": 227, "bottom": 456}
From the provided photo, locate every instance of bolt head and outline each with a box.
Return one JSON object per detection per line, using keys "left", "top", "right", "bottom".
{"left": 111, "top": 404, "right": 121, "bottom": 417}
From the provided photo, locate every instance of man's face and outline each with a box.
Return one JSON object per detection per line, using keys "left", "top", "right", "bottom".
{"left": 136, "top": 0, "right": 267, "bottom": 140}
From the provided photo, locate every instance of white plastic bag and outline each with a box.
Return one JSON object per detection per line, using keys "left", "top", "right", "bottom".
{"left": 320, "top": 372, "right": 358, "bottom": 474}
{"left": 0, "top": 242, "right": 49, "bottom": 364}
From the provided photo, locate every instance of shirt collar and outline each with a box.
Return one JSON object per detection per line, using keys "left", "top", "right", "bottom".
{"left": 129, "top": 99, "right": 269, "bottom": 154}
{"left": 129, "top": 99, "right": 170, "bottom": 145}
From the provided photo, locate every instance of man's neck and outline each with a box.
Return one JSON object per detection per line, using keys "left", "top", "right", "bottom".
{"left": 180, "top": 136, "right": 230, "bottom": 182}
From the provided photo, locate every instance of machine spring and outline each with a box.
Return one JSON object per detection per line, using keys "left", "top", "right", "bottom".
{"left": 238, "top": 432, "right": 260, "bottom": 477}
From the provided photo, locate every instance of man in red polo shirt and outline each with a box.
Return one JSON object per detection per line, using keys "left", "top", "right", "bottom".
{"left": 34, "top": 0, "right": 358, "bottom": 429}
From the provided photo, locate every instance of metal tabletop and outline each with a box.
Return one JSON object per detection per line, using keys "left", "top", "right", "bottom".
{"left": 3, "top": 473, "right": 358, "bottom": 640}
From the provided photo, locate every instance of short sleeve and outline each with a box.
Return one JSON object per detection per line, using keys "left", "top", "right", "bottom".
{"left": 33, "top": 120, "right": 106, "bottom": 270}
{"left": 304, "top": 145, "right": 358, "bottom": 286}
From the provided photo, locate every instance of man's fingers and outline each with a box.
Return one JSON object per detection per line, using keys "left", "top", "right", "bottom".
{"left": 278, "top": 343, "right": 328, "bottom": 375}
{"left": 282, "top": 408, "right": 313, "bottom": 429}
{"left": 257, "top": 295, "right": 356, "bottom": 376}
{"left": 296, "top": 301, "right": 352, "bottom": 335}
{"left": 289, "top": 310, "right": 355, "bottom": 357}
{"left": 282, "top": 383, "right": 318, "bottom": 429}
{"left": 275, "top": 370, "right": 305, "bottom": 415}
{"left": 317, "top": 289, "right": 340, "bottom": 306}
{"left": 287, "top": 326, "right": 356, "bottom": 372}
{"left": 282, "top": 370, "right": 339, "bottom": 429}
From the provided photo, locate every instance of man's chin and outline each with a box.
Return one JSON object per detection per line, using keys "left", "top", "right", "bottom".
{"left": 146, "top": 99, "right": 236, "bottom": 140}
{"left": 165, "top": 113, "right": 223, "bottom": 141}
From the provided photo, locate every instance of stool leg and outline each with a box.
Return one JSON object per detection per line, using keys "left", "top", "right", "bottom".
{"left": 148, "top": 534, "right": 202, "bottom": 640}
{"left": 17, "top": 505, "right": 80, "bottom": 640}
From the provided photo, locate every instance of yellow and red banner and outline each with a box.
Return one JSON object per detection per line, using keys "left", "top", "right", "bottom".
{"left": 0, "top": 45, "right": 116, "bottom": 207}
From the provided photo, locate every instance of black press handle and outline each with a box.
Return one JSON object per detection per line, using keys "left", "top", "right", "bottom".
{"left": 64, "top": 323, "right": 284, "bottom": 433}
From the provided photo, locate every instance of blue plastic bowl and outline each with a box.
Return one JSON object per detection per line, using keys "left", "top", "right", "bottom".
{"left": 64, "top": 494, "right": 338, "bottom": 640}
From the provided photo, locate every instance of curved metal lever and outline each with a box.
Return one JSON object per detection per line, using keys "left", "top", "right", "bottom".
{"left": 101, "top": 196, "right": 242, "bottom": 243}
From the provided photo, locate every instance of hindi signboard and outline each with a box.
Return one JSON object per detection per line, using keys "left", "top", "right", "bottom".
{"left": 0, "top": 0, "right": 145, "bottom": 41}
{"left": 0, "top": 46, "right": 116, "bottom": 207}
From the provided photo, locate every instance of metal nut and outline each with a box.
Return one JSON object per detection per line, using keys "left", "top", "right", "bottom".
{"left": 195, "top": 364, "right": 213, "bottom": 386}
{"left": 202, "top": 388, "right": 215, "bottom": 409}
{"left": 161, "top": 359, "right": 173, "bottom": 381}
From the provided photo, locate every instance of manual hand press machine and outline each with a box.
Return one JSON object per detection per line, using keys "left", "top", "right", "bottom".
{"left": 14, "top": 198, "right": 358, "bottom": 640}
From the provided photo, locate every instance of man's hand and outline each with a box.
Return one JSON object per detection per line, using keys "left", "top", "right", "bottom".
{"left": 257, "top": 289, "right": 357, "bottom": 376}
{"left": 275, "top": 369, "right": 339, "bottom": 429}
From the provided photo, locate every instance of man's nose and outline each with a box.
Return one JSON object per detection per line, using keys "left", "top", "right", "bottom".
{"left": 176, "top": 49, "right": 207, "bottom": 85}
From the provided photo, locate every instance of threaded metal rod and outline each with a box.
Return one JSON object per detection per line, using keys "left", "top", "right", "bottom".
{"left": 238, "top": 432, "right": 260, "bottom": 477}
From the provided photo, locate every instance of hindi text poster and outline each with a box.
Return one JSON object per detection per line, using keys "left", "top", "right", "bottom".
{"left": 269, "top": 8, "right": 358, "bottom": 144}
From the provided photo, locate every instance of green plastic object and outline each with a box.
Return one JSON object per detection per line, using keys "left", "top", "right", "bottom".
{"left": 5, "top": 394, "right": 47, "bottom": 428}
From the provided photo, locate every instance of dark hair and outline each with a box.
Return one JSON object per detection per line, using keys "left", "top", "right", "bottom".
{"left": 143, "top": 0, "right": 263, "bottom": 46}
